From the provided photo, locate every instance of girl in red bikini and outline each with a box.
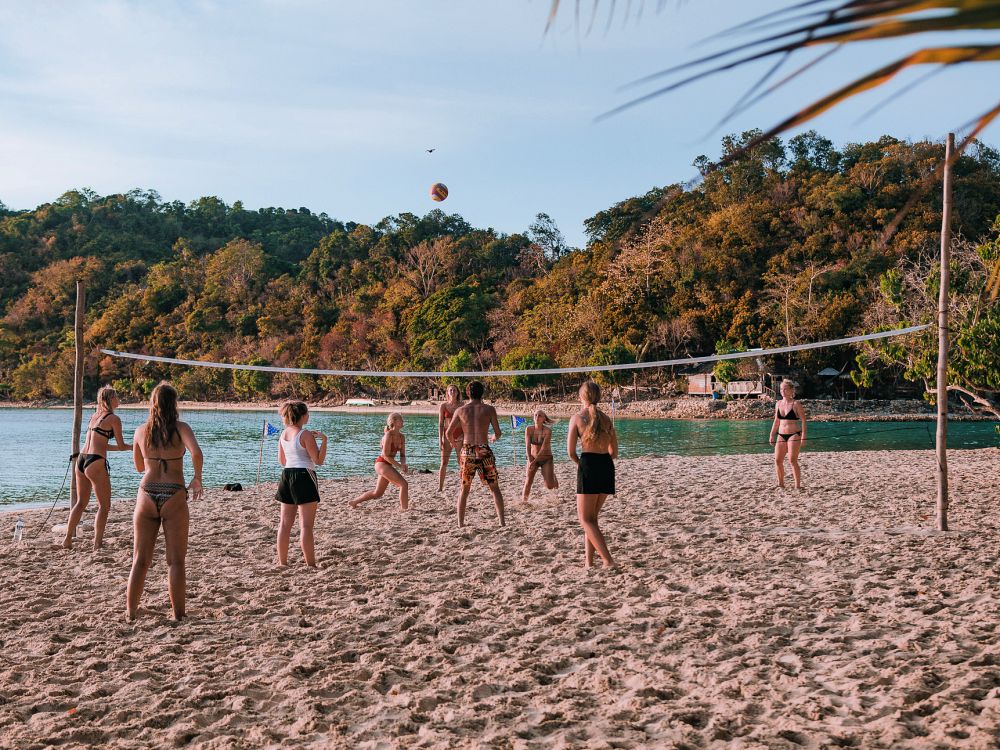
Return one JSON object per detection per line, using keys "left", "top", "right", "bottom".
{"left": 350, "top": 412, "right": 410, "bottom": 510}
{"left": 437, "top": 384, "right": 464, "bottom": 492}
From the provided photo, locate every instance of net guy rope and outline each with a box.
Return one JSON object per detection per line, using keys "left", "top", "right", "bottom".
{"left": 101, "top": 325, "right": 930, "bottom": 378}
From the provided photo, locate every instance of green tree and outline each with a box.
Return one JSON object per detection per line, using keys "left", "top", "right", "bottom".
{"left": 501, "top": 349, "right": 557, "bottom": 398}
{"left": 233, "top": 358, "right": 273, "bottom": 399}
{"left": 864, "top": 233, "right": 1000, "bottom": 416}
{"left": 587, "top": 341, "right": 635, "bottom": 387}
{"left": 440, "top": 349, "right": 474, "bottom": 388}
{"left": 712, "top": 341, "right": 740, "bottom": 387}
{"left": 11, "top": 355, "right": 50, "bottom": 400}
{"left": 408, "top": 283, "right": 492, "bottom": 367}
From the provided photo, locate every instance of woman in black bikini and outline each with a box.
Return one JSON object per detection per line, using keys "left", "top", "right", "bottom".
{"left": 522, "top": 409, "right": 558, "bottom": 502}
{"left": 126, "top": 382, "right": 203, "bottom": 621}
{"left": 64, "top": 385, "right": 132, "bottom": 550}
{"left": 437, "top": 385, "right": 464, "bottom": 493}
{"left": 568, "top": 381, "right": 618, "bottom": 569}
{"left": 769, "top": 379, "right": 807, "bottom": 490}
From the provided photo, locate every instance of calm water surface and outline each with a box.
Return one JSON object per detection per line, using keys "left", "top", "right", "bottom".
{"left": 0, "top": 408, "right": 996, "bottom": 509}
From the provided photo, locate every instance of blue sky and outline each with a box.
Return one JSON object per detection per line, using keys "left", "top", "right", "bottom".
{"left": 0, "top": 1, "right": 997, "bottom": 247}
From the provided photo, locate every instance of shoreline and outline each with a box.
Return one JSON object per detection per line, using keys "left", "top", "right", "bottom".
{"left": 1, "top": 397, "right": 993, "bottom": 422}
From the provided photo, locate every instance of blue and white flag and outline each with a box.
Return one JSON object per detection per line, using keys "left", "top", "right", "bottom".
{"left": 264, "top": 421, "right": 282, "bottom": 437}
{"left": 511, "top": 415, "right": 528, "bottom": 429}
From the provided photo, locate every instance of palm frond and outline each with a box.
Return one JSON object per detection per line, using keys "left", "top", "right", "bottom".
{"left": 551, "top": 1, "right": 1000, "bottom": 142}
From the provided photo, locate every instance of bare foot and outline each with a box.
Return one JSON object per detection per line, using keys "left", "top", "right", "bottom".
{"left": 349, "top": 499, "right": 361, "bottom": 508}
{"left": 125, "top": 609, "right": 137, "bottom": 623}
{"left": 62, "top": 537, "right": 73, "bottom": 550}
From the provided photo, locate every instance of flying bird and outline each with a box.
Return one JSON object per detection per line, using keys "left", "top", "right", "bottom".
{"left": 426, "top": 148, "right": 435, "bottom": 153}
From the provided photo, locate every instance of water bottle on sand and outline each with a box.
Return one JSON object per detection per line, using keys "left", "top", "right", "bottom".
{"left": 13, "top": 518, "right": 25, "bottom": 543}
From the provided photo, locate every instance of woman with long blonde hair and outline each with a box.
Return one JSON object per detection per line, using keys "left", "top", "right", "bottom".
{"left": 64, "top": 385, "right": 131, "bottom": 550}
{"left": 567, "top": 380, "right": 618, "bottom": 568}
{"left": 437, "top": 384, "right": 464, "bottom": 493}
{"left": 126, "top": 382, "right": 203, "bottom": 621}
{"left": 350, "top": 412, "right": 410, "bottom": 510}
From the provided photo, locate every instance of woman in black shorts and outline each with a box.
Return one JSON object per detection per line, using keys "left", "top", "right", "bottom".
{"left": 567, "top": 380, "right": 619, "bottom": 568}
{"left": 276, "top": 401, "right": 327, "bottom": 567}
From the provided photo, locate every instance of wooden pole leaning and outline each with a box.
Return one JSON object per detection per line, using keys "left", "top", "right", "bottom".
{"left": 935, "top": 133, "right": 955, "bottom": 532}
{"left": 70, "top": 281, "right": 86, "bottom": 506}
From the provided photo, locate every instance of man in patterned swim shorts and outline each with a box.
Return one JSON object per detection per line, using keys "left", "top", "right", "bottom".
{"left": 447, "top": 380, "right": 505, "bottom": 528}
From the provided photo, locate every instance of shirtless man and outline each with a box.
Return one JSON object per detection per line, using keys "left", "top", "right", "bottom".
{"left": 446, "top": 380, "right": 505, "bottom": 528}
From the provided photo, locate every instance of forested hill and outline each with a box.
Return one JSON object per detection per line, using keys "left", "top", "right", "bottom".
{"left": 2, "top": 130, "right": 1000, "bottom": 402}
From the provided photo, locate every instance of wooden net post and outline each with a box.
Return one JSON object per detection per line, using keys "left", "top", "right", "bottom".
{"left": 935, "top": 133, "right": 954, "bottom": 532}
{"left": 70, "top": 281, "right": 86, "bottom": 506}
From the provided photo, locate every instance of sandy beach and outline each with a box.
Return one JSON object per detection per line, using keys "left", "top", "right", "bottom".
{"left": 2, "top": 448, "right": 999, "bottom": 748}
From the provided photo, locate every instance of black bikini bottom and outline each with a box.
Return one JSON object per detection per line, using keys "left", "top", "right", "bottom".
{"left": 777, "top": 432, "right": 802, "bottom": 442}
{"left": 77, "top": 453, "right": 108, "bottom": 474}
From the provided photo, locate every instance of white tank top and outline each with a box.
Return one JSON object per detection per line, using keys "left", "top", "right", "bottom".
{"left": 280, "top": 429, "right": 314, "bottom": 470}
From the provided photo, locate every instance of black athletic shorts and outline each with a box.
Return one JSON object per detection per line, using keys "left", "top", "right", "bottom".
{"left": 276, "top": 468, "right": 320, "bottom": 505}
{"left": 577, "top": 452, "right": 615, "bottom": 495}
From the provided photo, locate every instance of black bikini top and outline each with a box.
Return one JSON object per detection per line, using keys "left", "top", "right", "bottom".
{"left": 778, "top": 402, "right": 797, "bottom": 420}
{"left": 89, "top": 413, "right": 115, "bottom": 440}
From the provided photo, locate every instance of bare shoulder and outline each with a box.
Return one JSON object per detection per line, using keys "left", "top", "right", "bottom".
{"left": 487, "top": 404, "right": 498, "bottom": 417}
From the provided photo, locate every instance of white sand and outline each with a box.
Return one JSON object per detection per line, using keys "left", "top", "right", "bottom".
{"left": 1, "top": 449, "right": 999, "bottom": 748}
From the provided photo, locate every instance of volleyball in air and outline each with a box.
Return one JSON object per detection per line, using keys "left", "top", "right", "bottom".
{"left": 430, "top": 183, "right": 449, "bottom": 202}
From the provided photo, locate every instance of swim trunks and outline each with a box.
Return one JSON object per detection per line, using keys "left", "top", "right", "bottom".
{"left": 460, "top": 444, "right": 499, "bottom": 487}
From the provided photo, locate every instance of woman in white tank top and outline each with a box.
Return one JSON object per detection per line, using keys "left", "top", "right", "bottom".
{"left": 275, "top": 401, "right": 327, "bottom": 567}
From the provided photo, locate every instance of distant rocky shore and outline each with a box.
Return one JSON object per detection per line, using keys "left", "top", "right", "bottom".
{"left": 4, "top": 396, "right": 993, "bottom": 422}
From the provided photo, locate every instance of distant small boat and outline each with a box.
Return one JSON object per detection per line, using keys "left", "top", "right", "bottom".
{"left": 345, "top": 398, "right": 376, "bottom": 407}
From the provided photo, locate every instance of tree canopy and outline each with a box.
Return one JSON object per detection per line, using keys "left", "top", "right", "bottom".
{"left": 2, "top": 132, "right": 999, "bottom": 402}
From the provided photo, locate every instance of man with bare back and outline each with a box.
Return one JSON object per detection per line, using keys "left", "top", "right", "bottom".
{"left": 446, "top": 380, "right": 505, "bottom": 528}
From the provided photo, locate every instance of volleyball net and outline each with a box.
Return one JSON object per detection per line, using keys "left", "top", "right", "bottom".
{"left": 99, "top": 324, "right": 930, "bottom": 378}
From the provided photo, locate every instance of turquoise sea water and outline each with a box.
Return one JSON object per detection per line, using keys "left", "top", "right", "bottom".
{"left": 0, "top": 408, "right": 996, "bottom": 509}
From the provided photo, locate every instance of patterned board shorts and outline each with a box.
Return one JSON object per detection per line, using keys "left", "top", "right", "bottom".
{"left": 460, "top": 444, "right": 499, "bottom": 487}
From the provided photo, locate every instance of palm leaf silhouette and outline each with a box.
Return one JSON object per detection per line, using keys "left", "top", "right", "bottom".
{"left": 548, "top": 0, "right": 1000, "bottom": 296}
